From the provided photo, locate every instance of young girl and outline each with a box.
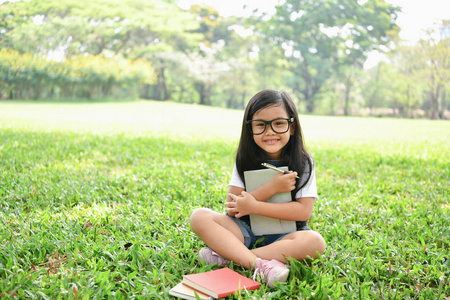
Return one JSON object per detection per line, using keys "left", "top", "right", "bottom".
{"left": 189, "top": 89, "right": 325, "bottom": 288}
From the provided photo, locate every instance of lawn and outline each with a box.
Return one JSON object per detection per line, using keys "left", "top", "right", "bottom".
{"left": 1, "top": 100, "right": 449, "bottom": 299}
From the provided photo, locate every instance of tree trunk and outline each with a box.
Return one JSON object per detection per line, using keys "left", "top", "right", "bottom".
{"left": 301, "top": 60, "right": 315, "bottom": 113}
{"left": 306, "top": 98, "right": 314, "bottom": 113}
{"left": 439, "top": 87, "right": 446, "bottom": 119}
{"left": 299, "top": 79, "right": 315, "bottom": 113}
{"left": 178, "top": 87, "right": 185, "bottom": 103}
{"left": 405, "top": 84, "right": 411, "bottom": 118}
{"left": 160, "top": 66, "right": 168, "bottom": 100}
{"left": 344, "top": 83, "right": 351, "bottom": 116}
{"left": 431, "top": 94, "right": 439, "bottom": 119}
{"left": 431, "top": 86, "right": 441, "bottom": 120}
{"left": 198, "top": 82, "right": 206, "bottom": 105}
{"left": 205, "top": 84, "right": 212, "bottom": 106}
{"left": 153, "top": 76, "right": 162, "bottom": 100}
{"left": 140, "top": 84, "right": 150, "bottom": 99}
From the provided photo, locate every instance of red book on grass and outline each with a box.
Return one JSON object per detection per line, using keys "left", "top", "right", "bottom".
{"left": 182, "top": 267, "right": 261, "bottom": 299}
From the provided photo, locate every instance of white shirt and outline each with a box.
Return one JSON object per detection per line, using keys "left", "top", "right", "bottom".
{"left": 229, "top": 164, "right": 318, "bottom": 201}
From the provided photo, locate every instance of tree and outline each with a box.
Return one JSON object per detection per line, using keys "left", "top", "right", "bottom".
{"left": 0, "top": 0, "right": 202, "bottom": 59}
{"left": 338, "top": 65, "right": 364, "bottom": 116}
{"left": 260, "top": 0, "right": 400, "bottom": 112}
{"left": 189, "top": 4, "right": 221, "bottom": 46}
{"left": 386, "top": 44, "right": 424, "bottom": 118}
{"left": 361, "top": 62, "right": 389, "bottom": 115}
{"left": 187, "top": 45, "right": 228, "bottom": 105}
{"left": 0, "top": 49, "right": 155, "bottom": 100}
{"left": 0, "top": 0, "right": 203, "bottom": 100}
{"left": 417, "top": 21, "right": 450, "bottom": 119}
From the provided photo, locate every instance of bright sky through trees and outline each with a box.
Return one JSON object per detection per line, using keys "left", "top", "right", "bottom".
{"left": 178, "top": 0, "right": 448, "bottom": 69}
{"left": 178, "top": 0, "right": 447, "bottom": 43}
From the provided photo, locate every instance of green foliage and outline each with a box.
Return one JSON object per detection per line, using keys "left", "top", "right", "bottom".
{"left": 261, "top": 0, "right": 401, "bottom": 112}
{"left": 417, "top": 27, "right": 450, "bottom": 119}
{"left": 189, "top": 4, "right": 221, "bottom": 45}
{"left": 0, "top": 0, "right": 202, "bottom": 101}
{"left": 0, "top": 0, "right": 448, "bottom": 118}
{"left": 0, "top": 101, "right": 449, "bottom": 298}
{"left": 0, "top": 0, "right": 202, "bottom": 57}
{"left": 0, "top": 49, "right": 155, "bottom": 99}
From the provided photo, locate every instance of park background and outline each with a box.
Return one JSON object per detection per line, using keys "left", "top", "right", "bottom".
{"left": 1, "top": 0, "right": 449, "bottom": 299}
{"left": 0, "top": 0, "right": 449, "bottom": 119}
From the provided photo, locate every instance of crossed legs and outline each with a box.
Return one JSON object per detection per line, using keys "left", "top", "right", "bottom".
{"left": 189, "top": 208, "right": 326, "bottom": 269}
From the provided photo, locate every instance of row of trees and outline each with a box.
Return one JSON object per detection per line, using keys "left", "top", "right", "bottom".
{"left": 364, "top": 36, "right": 449, "bottom": 119}
{"left": 0, "top": 0, "right": 448, "bottom": 118}
{"left": 0, "top": 49, "right": 155, "bottom": 99}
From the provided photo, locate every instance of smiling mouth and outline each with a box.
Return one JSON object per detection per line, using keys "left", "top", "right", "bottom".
{"left": 264, "top": 139, "right": 279, "bottom": 145}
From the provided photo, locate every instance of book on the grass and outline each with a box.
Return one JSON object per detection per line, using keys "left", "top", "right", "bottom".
{"left": 182, "top": 267, "right": 260, "bottom": 299}
{"left": 169, "top": 282, "right": 212, "bottom": 300}
{"left": 244, "top": 167, "right": 296, "bottom": 235}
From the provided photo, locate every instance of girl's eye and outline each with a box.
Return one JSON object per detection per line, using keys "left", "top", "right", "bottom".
{"left": 255, "top": 122, "right": 265, "bottom": 127}
{"left": 274, "top": 120, "right": 287, "bottom": 126}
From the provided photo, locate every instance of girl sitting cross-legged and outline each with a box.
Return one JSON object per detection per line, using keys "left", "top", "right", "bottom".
{"left": 189, "top": 89, "right": 326, "bottom": 288}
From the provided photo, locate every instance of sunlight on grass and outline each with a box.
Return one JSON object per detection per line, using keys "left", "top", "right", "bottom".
{"left": 0, "top": 100, "right": 449, "bottom": 299}
{"left": 0, "top": 100, "right": 243, "bottom": 141}
{"left": 2, "top": 100, "right": 449, "bottom": 145}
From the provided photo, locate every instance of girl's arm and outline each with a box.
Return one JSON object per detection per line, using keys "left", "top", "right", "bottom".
{"left": 227, "top": 171, "right": 299, "bottom": 217}
{"left": 229, "top": 172, "right": 297, "bottom": 203}
{"left": 227, "top": 192, "right": 315, "bottom": 221}
{"left": 252, "top": 196, "right": 315, "bottom": 221}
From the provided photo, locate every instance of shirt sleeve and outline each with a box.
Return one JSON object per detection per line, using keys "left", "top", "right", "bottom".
{"left": 228, "top": 164, "right": 245, "bottom": 189}
{"left": 295, "top": 167, "right": 318, "bottom": 201}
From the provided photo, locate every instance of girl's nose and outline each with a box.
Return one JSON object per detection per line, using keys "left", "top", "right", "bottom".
{"left": 265, "top": 124, "right": 276, "bottom": 134}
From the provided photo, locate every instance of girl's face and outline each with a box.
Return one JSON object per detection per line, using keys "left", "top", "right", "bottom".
{"left": 251, "top": 104, "right": 294, "bottom": 160}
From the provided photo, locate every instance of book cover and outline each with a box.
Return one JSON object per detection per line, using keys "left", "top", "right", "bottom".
{"left": 182, "top": 268, "right": 260, "bottom": 299}
{"left": 169, "top": 282, "right": 212, "bottom": 300}
{"left": 244, "top": 167, "right": 296, "bottom": 235}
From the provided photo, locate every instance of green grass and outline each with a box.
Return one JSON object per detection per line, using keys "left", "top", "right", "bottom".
{"left": 1, "top": 100, "right": 449, "bottom": 299}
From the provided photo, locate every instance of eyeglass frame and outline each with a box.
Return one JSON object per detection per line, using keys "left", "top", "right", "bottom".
{"left": 246, "top": 117, "right": 295, "bottom": 135}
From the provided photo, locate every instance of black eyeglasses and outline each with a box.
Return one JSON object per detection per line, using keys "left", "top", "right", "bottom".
{"left": 246, "top": 118, "right": 294, "bottom": 135}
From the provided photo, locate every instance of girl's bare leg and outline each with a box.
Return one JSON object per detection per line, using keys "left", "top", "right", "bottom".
{"left": 251, "top": 230, "right": 326, "bottom": 263}
{"left": 191, "top": 209, "right": 325, "bottom": 266}
{"left": 190, "top": 208, "right": 257, "bottom": 269}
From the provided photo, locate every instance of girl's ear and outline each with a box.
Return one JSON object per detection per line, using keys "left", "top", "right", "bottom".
{"left": 290, "top": 122, "right": 295, "bottom": 135}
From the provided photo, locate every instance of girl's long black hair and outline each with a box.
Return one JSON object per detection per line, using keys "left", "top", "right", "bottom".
{"left": 235, "top": 89, "right": 312, "bottom": 198}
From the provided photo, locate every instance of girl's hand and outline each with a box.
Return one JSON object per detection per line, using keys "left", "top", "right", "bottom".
{"left": 270, "top": 172, "right": 298, "bottom": 194}
{"left": 226, "top": 193, "right": 237, "bottom": 217}
{"left": 226, "top": 191, "right": 258, "bottom": 218}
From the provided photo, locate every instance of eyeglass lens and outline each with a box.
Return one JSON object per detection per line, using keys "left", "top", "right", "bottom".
{"left": 250, "top": 118, "right": 290, "bottom": 135}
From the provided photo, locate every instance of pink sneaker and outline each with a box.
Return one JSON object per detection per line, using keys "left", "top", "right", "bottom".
{"left": 198, "top": 247, "right": 231, "bottom": 266}
{"left": 253, "top": 258, "right": 290, "bottom": 288}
